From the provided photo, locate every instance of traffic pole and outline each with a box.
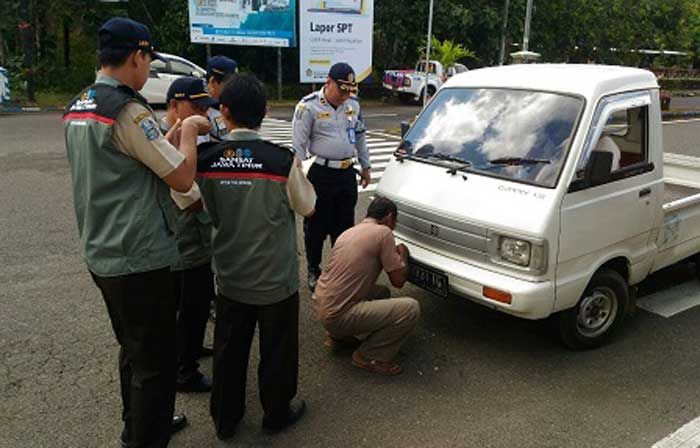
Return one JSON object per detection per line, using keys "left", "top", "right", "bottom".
{"left": 423, "top": 0, "right": 434, "bottom": 108}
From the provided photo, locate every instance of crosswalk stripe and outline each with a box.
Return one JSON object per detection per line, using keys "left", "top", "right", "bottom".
{"left": 260, "top": 118, "right": 396, "bottom": 193}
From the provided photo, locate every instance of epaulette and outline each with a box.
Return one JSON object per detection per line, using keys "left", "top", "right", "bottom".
{"left": 302, "top": 93, "right": 318, "bottom": 103}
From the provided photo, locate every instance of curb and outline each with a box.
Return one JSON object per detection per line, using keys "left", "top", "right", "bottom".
{"left": 662, "top": 110, "right": 700, "bottom": 120}
{"left": 0, "top": 105, "right": 64, "bottom": 115}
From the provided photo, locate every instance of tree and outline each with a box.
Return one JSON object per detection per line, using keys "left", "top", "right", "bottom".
{"left": 418, "top": 37, "right": 475, "bottom": 68}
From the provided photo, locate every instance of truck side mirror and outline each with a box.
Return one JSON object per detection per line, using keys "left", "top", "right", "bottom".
{"left": 585, "top": 150, "right": 613, "bottom": 186}
{"left": 400, "top": 121, "right": 410, "bottom": 138}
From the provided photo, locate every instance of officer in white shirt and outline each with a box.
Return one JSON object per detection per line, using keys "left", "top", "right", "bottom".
{"left": 292, "top": 62, "right": 371, "bottom": 292}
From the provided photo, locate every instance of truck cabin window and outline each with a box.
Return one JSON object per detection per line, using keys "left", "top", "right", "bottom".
{"left": 417, "top": 62, "right": 437, "bottom": 74}
{"left": 588, "top": 106, "right": 648, "bottom": 175}
{"left": 401, "top": 88, "right": 584, "bottom": 188}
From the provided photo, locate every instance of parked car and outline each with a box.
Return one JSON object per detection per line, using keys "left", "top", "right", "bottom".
{"left": 382, "top": 60, "right": 468, "bottom": 104}
{"left": 379, "top": 64, "right": 700, "bottom": 349}
{"left": 140, "top": 52, "right": 207, "bottom": 105}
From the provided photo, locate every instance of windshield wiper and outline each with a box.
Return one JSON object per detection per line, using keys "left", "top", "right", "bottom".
{"left": 429, "top": 153, "right": 472, "bottom": 164}
{"left": 488, "top": 157, "right": 551, "bottom": 166}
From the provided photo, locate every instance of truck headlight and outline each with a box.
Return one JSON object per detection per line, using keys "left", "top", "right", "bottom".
{"left": 490, "top": 234, "right": 547, "bottom": 273}
{"left": 499, "top": 237, "right": 531, "bottom": 266}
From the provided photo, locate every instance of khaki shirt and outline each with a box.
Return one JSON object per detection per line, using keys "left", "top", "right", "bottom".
{"left": 313, "top": 218, "right": 405, "bottom": 322}
{"left": 113, "top": 102, "right": 185, "bottom": 178}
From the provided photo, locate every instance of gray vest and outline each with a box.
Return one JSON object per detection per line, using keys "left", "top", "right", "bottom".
{"left": 64, "top": 77, "right": 178, "bottom": 276}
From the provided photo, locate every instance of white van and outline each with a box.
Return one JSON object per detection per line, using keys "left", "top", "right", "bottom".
{"left": 377, "top": 64, "right": 700, "bottom": 349}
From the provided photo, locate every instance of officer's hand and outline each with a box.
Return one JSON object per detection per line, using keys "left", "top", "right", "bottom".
{"left": 359, "top": 168, "right": 371, "bottom": 189}
{"left": 182, "top": 115, "right": 211, "bottom": 135}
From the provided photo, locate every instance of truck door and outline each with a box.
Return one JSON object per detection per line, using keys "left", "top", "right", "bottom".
{"left": 558, "top": 91, "right": 661, "bottom": 296}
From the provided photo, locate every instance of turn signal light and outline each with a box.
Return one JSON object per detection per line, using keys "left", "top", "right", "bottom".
{"left": 483, "top": 286, "right": 512, "bottom": 304}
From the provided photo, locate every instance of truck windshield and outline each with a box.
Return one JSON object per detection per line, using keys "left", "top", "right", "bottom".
{"left": 404, "top": 88, "right": 584, "bottom": 188}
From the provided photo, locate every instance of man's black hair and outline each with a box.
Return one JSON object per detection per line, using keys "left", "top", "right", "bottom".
{"left": 98, "top": 48, "right": 136, "bottom": 68}
{"left": 219, "top": 74, "right": 267, "bottom": 129}
{"left": 366, "top": 197, "right": 398, "bottom": 220}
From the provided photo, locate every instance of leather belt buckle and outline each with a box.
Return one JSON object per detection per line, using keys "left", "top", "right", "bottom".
{"left": 340, "top": 159, "right": 352, "bottom": 169}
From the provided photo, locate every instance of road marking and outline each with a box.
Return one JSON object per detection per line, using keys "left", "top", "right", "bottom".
{"left": 362, "top": 113, "right": 399, "bottom": 118}
{"left": 636, "top": 280, "right": 700, "bottom": 317}
{"left": 652, "top": 416, "right": 700, "bottom": 448}
{"left": 259, "top": 118, "right": 400, "bottom": 192}
{"left": 663, "top": 118, "right": 700, "bottom": 125}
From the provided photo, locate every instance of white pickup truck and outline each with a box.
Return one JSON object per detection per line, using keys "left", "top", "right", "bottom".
{"left": 377, "top": 64, "right": 700, "bottom": 349}
{"left": 383, "top": 60, "right": 468, "bottom": 104}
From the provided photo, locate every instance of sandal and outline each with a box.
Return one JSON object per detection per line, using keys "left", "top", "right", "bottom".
{"left": 351, "top": 351, "right": 402, "bottom": 376}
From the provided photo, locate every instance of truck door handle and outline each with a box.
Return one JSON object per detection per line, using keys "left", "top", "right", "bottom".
{"left": 639, "top": 188, "right": 652, "bottom": 198}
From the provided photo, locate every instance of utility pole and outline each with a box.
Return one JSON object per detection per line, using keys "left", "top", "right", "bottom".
{"left": 498, "top": 0, "right": 510, "bottom": 65}
{"left": 422, "top": 0, "right": 434, "bottom": 108}
{"left": 277, "top": 47, "right": 282, "bottom": 101}
{"left": 522, "top": 0, "right": 534, "bottom": 52}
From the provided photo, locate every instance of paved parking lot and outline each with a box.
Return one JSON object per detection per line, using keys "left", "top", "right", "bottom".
{"left": 2, "top": 111, "right": 700, "bottom": 448}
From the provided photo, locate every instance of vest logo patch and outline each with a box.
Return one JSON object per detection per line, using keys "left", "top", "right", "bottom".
{"left": 139, "top": 118, "right": 160, "bottom": 141}
{"left": 69, "top": 88, "right": 97, "bottom": 111}
{"left": 213, "top": 147, "right": 262, "bottom": 169}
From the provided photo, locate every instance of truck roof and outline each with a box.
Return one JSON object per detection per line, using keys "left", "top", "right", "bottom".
{"left": 444, "top": 64, "right": 658, "bottom": 99}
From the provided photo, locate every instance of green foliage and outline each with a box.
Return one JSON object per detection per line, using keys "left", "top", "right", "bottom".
{"left": 2, "top": 0, "right": 700, "bottom": 103}
{"left": 418, "top": 37, "right": 475, "bottom": 68}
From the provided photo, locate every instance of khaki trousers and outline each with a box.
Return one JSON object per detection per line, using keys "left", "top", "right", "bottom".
{"left": 324, "top": 285, "right": 420, "bottom": 362}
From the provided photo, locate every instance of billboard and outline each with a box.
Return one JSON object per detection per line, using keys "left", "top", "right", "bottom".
{"left": 189, "top": 0, "right": 296, "bottom": 47}
{"left": 299, "top": 0, "right": 374, "bottom": 83}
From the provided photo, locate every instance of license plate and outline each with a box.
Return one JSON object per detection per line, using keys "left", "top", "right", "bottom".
{"left": 408, "top": 259, "right": 449, "bottom": 297}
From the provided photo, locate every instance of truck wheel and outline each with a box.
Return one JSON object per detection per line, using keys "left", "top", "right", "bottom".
{"left": 558, "top": 269, "right": 629, "bottom": 350}
{"left": 398, "top": 93, "right": 414, "bottom": 104}
{"left": 418, "top": 86, "right": 437, "bottom": 104}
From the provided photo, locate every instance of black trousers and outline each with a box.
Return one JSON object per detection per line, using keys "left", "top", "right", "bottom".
{"left": 210, "top": 292, "right": 299, "bottom": 437}
{"left": 173, "top": 262, "right": 215, "bottom": 382}
{"left": 90, "top": 268, "right": 177, "bottom": 448}
{"left": 304, "top": 164, "right": 358, "bottom": 274}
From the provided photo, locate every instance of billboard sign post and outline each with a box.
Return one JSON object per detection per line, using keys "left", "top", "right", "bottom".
{"left": 188, "top": 0, "right": 296, "bottom": 48}
{"left": 299, "top": 0, "right": 374, "bottom": 83}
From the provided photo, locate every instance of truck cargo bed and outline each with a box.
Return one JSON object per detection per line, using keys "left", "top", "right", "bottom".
{"left": 664, "top": 183, "right": 700, "bottom": 204}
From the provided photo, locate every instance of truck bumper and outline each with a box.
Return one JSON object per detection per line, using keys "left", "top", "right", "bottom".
{"left": 399, "top": 237, "right": 555, "bottom": 320}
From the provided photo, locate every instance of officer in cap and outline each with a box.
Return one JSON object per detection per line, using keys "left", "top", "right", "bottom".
{"left": 205, "top": 55, "right": 238, "bottom": 139}
{"left": 63, "top": 17, "right": 209, "bottom": 447}
{"left": 292, "top": 62, "right": 371, "bottom": 292}
{"left": 162, "top": 77, "right": 217, "bottom": 393}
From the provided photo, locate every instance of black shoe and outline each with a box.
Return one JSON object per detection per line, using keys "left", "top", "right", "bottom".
{"left": 176, "top": 374, "right": 212, "bottom": 393}
{"left": 262, "top": 399, "right": 307, "bottom": 434}
{"left": 119, "top": 415, "right": 187, "bottom": 446}
{"left": 307, "top": 272, "right": 319, "bottom": 293}
{"left": 172, "top": 414, "right": 188, "bottom": 434}
{"left": 199, "top": 346, "right": 214, "bottom": 358}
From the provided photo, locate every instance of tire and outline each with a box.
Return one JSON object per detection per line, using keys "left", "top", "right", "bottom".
{"left": 558, "top": 268, "right": 629, "bottom": 350}
{"left": 398, "top": 93, "right": 414, "bottom": 104}
{"left": 418, "top": 86, "right": 437, "bottom": 104}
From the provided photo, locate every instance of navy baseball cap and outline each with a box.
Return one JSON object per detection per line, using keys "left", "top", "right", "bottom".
{"left": 166, "top": 77, "right": 218, "bottom": 108}
{"left": 207, "top": 56, "right": 238, "bottom": 79}
{"left": 328, "top": 62, "right": 358, "bottom": 92}
{"left": 98, "top": 17, "right": 164, "bottom": 61}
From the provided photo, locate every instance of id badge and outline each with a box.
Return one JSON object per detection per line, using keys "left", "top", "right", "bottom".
{"left": 347, "top": 127, "right": 356, "bottom": 144}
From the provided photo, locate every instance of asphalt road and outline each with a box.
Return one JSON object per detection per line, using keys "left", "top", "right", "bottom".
{"left": 2, "top": 111, "right": 700, "bottom": 448}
